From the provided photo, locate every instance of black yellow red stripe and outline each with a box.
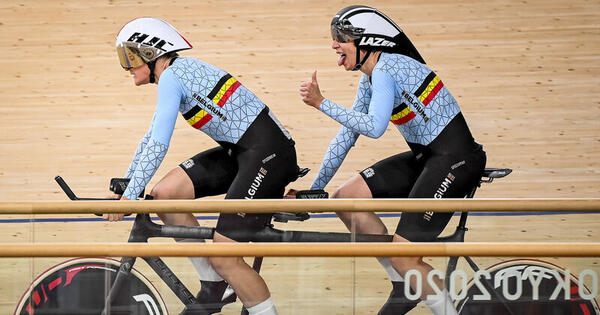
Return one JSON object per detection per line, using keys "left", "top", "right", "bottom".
{"left": 207, "top": 74, "right": 241, "bottom": 107}
{"left": 390, "top": 103, "right": 416, "bottom": 125}
{"left": 184, "top": 73, "right": 240, "bottom": 129}
{"left": 183, "top": 105, "right": 212, "bottom": 129}
{"left": 414, "top": 71, "right": 444, "bottom": 106}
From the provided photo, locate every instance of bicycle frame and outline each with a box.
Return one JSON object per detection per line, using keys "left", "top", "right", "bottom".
{"left": 54, "top": 167, "right": 513, "bottom": 315}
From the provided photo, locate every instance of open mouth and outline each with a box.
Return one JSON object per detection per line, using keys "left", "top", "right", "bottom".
{"left": 337, "top": 53, "right": 347, "bottom": 66}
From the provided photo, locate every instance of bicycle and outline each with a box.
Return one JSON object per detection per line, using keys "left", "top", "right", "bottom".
{"left": 18, "top": 167, "right": 596, "bottom": 315}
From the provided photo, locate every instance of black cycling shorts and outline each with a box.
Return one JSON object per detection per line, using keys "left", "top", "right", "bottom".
{"left": 179, "top": 107, "right": 298, "bottom": 242}
{"left": 360, "top": 146, "right": 486, "bottom": 242}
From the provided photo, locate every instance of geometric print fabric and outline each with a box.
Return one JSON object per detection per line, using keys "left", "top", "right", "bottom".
{"left": 311, "top": 52, "right": 461, "bottom": 189}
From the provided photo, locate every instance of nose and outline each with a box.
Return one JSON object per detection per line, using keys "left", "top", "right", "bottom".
{"left": 331, "top": 40, "right": 340, "bottom": 49}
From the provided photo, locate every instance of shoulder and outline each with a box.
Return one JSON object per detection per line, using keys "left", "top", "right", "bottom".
{"left": 158, "top": 68, "right": 180, "bottom": 87}
{"left": 375, "top": 53, "right": 422, "bottom": 73}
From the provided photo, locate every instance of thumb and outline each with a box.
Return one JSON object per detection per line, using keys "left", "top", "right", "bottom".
{"left": 312, "top": 70, "right": 318, "bottom": 84}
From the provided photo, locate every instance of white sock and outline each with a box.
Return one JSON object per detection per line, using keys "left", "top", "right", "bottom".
{"left": 424, "top": 290, "right": 458, "bottom": 315}
{"left": 177, "top": 239, "right": 223, "bottom": 282}
{"left": 247, "top": 297, "right": 278, "bottom": 315}
{"left": 376, "top": 257, "right": 404, "bottom": 282}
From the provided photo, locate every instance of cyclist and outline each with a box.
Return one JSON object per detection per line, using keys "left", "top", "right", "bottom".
{"left": 111, "top": 17, "right": 298, "bottom": 315}
{"left": 297, "top": 5, "right": 486, "bottom": 315}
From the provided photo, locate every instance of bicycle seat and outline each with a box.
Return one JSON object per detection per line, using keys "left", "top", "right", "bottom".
{"left": 483, "top": 168, "right": 512, "bottom": 179}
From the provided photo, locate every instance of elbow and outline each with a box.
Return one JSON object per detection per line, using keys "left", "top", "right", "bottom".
{"left": 366, "top": 126, "right": 386, "bottom": 139}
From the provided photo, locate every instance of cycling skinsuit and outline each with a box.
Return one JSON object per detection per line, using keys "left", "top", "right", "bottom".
{"left": 311, "top": 52, "right": 486, "bottom": 242}
{"left": 123, "top": 57, "right": 298, "bottom": 240}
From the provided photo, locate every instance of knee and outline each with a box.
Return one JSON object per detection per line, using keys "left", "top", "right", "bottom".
{"left": 209, "top": 256, "right": 241, "bottom": 274}
{"left": 332, "top": 185, "right": 354, "bottom": 199}
{"left": 149, "top": 183, "right": 177, "bottom": 200}
{"left": 389, "top": 256, "right": 425, "bottom": 276}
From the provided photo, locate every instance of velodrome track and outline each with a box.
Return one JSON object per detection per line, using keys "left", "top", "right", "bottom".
{"left": 0, "top": 0, "right": 598, "bottom": 314}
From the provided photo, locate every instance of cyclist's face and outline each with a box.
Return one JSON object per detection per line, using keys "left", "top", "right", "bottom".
{"left": 332, "top": 40, "right": 357, "bottom": 71}
{"left": 128, "top": 64, "right": 150, "bottom": 86}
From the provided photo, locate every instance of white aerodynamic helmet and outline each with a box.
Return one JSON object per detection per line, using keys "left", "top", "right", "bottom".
{"left": 116, "top": 17, "right": 192, "bottom": 81}
{"left": 331, "top": 5, "right": 425, "bottom": 70}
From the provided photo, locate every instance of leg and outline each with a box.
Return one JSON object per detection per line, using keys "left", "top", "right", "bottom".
{"left": 210, "top": 233, "right": 272, "bottom": 307}
{"left": 389, "top": 150, "right": 487, "bottom": 315}
{"left": 158, "top": 148, "right": 239, "bottom": 314}
{"left": 333, "top": 174, "right": 388, "bottom": 235}
{"left": 333, "top": 153, "right": 422, "bottom": 315}
{"left": 151, "top": 166, "right": 199, "bottom": 231}
{"left": 210, "top": 141, "right": 297, "bottom": 313}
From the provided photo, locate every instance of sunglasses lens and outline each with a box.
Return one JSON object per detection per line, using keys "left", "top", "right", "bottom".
{"left": 331, "top": 25, "right": 357, "bottom": 43}
{"left": 116, "top": 43, "right": 146, "bottom": 70}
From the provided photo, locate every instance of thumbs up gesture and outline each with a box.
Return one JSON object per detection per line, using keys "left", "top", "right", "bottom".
{"left": 299, "top": 70, "right": 324, "bottom": 109}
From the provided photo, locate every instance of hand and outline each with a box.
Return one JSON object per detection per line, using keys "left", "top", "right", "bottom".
{"left": 284, "top": 188, "right": 298, "bottom": 199}
{"left": 299, "top": 70, "right": 324, "bottom": 109}
{"left": 106, "top": 193, "right": 122, "bottom": 200}
{"left": 102, "top": 195, "right": 128, "bottom": 221}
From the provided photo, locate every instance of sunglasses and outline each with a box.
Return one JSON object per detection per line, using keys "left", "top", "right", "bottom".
{"left": 330, "top": 20, "right": 363, "bottom": 43}
{"left": 116, "top": 42, "right": 157, "bottom": 70}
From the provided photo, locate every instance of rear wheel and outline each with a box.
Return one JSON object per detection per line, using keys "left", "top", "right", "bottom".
{"left": 456, "top": 259, "right": 599, "bottom": 315}
{"left": 14, "top": 257, "right": 168, "bottom": 315}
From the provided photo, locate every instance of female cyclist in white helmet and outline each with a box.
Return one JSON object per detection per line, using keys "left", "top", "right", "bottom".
{"left": 296, "top": 5, "right": 486, "bottom": 315}
{"left": 112, "top": 17, "right": 299, "bottom": 315}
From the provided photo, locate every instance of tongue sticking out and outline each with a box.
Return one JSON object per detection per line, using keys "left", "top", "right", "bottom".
{"left": 338, "top": 54, "right": 346, "bottom": 66}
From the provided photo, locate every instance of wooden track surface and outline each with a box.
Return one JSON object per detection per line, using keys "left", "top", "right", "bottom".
{"left": 0, "top": 0, "right": 599, "bottom": 314}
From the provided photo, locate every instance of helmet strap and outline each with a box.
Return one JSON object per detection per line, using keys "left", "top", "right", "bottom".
{"left": 352, "top": 42, "right": 372, "bottom": 71}
{"left": 147, "top": 59, "right": 158, "bottom": 84}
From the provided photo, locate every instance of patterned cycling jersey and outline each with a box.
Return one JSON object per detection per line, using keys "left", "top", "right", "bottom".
{"left": 311, "top": 52, "right": 461, "bottom": 190}
{"left": 123, "top": 57, "right": 266, "bottom": 200}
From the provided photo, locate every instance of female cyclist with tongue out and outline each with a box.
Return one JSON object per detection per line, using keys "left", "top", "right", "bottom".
{"left": 298, "top": 5, "right": 486, "bottom": 315}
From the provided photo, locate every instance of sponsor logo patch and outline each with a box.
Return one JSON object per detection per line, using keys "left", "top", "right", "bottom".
{"left": 362, "top": 168, "right": 375, "bottom": 178}
{"left": 182, "top": 159, "right": 195, "bottom": 169}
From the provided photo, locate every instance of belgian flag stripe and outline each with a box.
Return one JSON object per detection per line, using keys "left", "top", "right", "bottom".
{"left": 414, "top": 71, "right": 437, "bottom": 98}
{"left": 217, "top": 81, "right": 241, "bottom": 106}
{"left": 183, "top": 105, "right": 201, "bottom": 120}
{"left": 390, "top": 104, "right": 415, "bottom": 125}
{"left": 207, "top": 74, "right": 233, "bottom": 100}
{"left": 213, "top": 78, "right": 240, "bottom": 107}
{"left": 186, "top": 109, "right": 208, "bottom": 125}
{"left": 391, "top": 103, "right": 408, "bottom": 116}
{"left": 191, "top": 113, "right": 212, "bottom": 129}
{"left": 420, "top": 79, "right": 444, "bottom": 106}
{"left": 392, "top": 111, "right": 416, "bottom": 125}
{"left": 390, "top": 106, "right": 413, "bottom": 121}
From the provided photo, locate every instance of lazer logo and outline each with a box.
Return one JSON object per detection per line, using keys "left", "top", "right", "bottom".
{"left": 127, "top": 32, "right": 173, "bottom": 52}
{"left": 359, "top": 37, "right": 396, "bottom": 48}
{"left": 245, "top": 167, "right": 268, "bottom": 199}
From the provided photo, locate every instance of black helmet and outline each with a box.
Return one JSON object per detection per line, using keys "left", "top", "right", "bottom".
{"left": 331, "top": 5, "right": 425, "bottom": 70}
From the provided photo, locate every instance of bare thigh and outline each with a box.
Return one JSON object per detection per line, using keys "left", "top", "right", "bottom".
{"left": 151, "top": 166, "right": 198, "bottom": 227}
{"left": 333, "top": 174, "right": 387, "bottom": 235}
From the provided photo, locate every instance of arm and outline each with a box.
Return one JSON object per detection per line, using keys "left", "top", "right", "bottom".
{"left": 122, "top": 70, "right": 184, "bottom": 200}
{"left": 124, "top": 129, "right": 151, "bottom": 179}
{"left": 310, "top": 75, "right": 372, "bottom": 190}
{"left": 319, "top": 70, "right": 395, "bottom": 138}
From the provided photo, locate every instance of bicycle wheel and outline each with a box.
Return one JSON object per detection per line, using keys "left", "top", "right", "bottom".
{"left": 14, "top": 257, "right": 168, "bottom": 315}
{"left": 455, "top": 259, "right": 599, "bottom": 315}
